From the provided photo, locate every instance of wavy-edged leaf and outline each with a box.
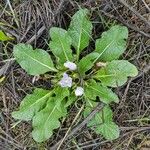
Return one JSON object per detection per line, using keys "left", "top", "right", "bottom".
{"left": 12, "top": 88, "right": 51, "bottom": 121}
{"left": 84, "top": 101, "right": 113, "bottom": 127}
{"left": 95, "top": 122, "right": 120, "bottom": 140}
{"left": 84, "top": 100, "right": 120, "bottom": 140}
{"left": 13, "top": 43, "right": 57, "bottom": 75}
{"left": 85, "top": 80, "right": 119, "bottom": 104}
{"left": 68, "top": 9, "right": 93, "bottom": 57}
{"left": 32, "top": 99, "right": 67, "bottom": 142}
{"left": 95, "top": 25, "right": 128, "bottom": 61}
{"left": 49, "top": 27, "right": 73, "bottom": 64}
{"left": 94, "top": 60, "right": 138, "bottom": 87}
{"left": 78, "top": 52, "right": 99, "bottom": 76}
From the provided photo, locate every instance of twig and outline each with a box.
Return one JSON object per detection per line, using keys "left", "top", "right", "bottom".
{"left": 0, "top": 135, "right": 23, "bottom": 149}
{"left": 0, "top": 2, "right": 8, "bottom": 18}
{"left": 142, "top": 0, "right": 150, "bottom": 12}
{"left": 117, "top": 0, "right": 150, "bottom": 27}
{"left": 0, "top": 60, "right": 14, "bottom": 76}
{"left": 6, "top": 0, "right": 19, "bottom": 27}
{"left": 120, "top": 126, "right": 150, "bottom": 131}
{"left": 57, "top": 105, "right": 84, "bottom": 150}
{"left": 118, "top": 63, "right": 150, "bottom": 89}
{"left": 26, "top": 26, "right": 46, "bottom": 44}
{"left": 51, "top": 103, "right": 104, "bottom": 150}
{"left": 26, "top": 0, "right": 67, "bottom": 44}
{"left": 130, "top": 63, "right": 150, "bottom": 82}
{"left": 101, "top": 10, "right": 150, "bottom": 38}
{"left": 66, "top": 126, "right": 150, "bottom": 150}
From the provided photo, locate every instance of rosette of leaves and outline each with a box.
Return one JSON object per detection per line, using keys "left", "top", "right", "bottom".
{"left": 12, "top": 8, "right": 138, "bottom": 142}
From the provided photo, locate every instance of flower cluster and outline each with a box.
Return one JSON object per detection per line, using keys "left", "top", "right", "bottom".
{"left": 59, "top": 61, "right": 84, "bottom": 96}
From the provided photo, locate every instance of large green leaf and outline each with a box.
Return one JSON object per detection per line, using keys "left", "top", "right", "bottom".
{"left": 13, "top": 43, "right": 57, "bottom": 75}
{"left": 95, "top": 25, "right": 128, "bottom": 61}
{"left": 85, "top": 80, "right": 119, "bottom": 104}
{"left": 12, "top": 88, "right": 51, "bottom": 121}
{"left": 94, "top": 60, "right": 138, "bottom": 87}
{"left": 49, "top": 27, "right": 73, "bottom": 64}
{"left": 84, "top": 101, "right": 120, "bottom": 140}
{"left": 68, "top": 9, "right": 93, "bottom": 59}
{"left": 31, "top": 87, "right": 69, "bottom": 142}
{"left": 32, "top": 99, "right": 67, "bottom": 142}
{"left": 78, "top": 52, "right": 99, "bottom": 76}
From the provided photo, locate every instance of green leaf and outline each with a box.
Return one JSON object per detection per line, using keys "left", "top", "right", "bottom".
{"left": 95, "top": 122, "right": 120, "bottom": 140}
{"left": 78, "top": 52, "right": 99, "bottom": 76}
{"left": 64, "top": 93, "right": 76, "bottom": 107}
{"left": 95, "top": 25, "right": 128, "bottom": 61}
{"left": 49, "top": 27, "right": 73, "bottom": 64}
{"left": 32, "top": 99, "right": 67, "bottom": 142}
{"left": 84, "top": 101, "right": 120, "bottom": 140}
{"left": 68, "top": 9, "right": 93, "bottom": 59}
{"left": 12, "top": 88, "right": 51, "bottom": 121}
{"left": 84, "top": 101, "right": 113, "bottom": 127}
{"left": 94, "top": 60, "right": 138, "bottom": 87}
{"left": 13, "top": 43, "right": 57, "bottom": 75}
{"left": 53, "top": 86, "right": 70, "bottom": 109}
{"left": 85, "top": 80, "right": 119, "bottom": 104}
{"left": 0, "top": 30, "right": 14, "bottom": 41}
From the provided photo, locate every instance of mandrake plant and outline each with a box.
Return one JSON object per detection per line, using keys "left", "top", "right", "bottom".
{"left": 12, "top": 9, "right": 138, "bottom": 142}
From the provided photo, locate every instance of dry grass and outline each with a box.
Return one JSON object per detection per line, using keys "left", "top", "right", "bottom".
{"left": 0, "top": 0, "right": 150, "bottom": 149}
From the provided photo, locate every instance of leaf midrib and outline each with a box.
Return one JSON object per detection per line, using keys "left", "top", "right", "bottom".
{"left": 94, "top": 40, "right": 114, "bottom": 63}
{"left": 21, "top": 50, "right": 57, "bottom": 72}
{"left": 95, "top": 27, "right": 126, "bottom": 62}
{"left": 58, "top": 36, "right": 69, "bottom": 61}
{"left": 77, "top": 25, "right": 82, "bottom": 61}
{"left": 22, "top": 92, "right": 51, "bottom": 111}
{"left": 45, "top": 105, "right": 57, "bottom": 126}
{"left": 87, "top": 85, "right": 108, "bottom": 98}
{"left": 97, "top": 74, "right": 115, "bottom": 78}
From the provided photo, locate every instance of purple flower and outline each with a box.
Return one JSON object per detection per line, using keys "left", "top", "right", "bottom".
{"left": 59, "top": 73, "right": 72, "bottom": 88}
{"left": 64, "top": 61, "right": 77, "bottom": 71}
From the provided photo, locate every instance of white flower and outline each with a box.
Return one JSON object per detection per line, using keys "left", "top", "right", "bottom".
{"left": 59, "top": 73, "right": 72, "bottom": 88}
{"left": 75, "top": 87, "right": 84, "bottom": 96}
{"left": 64, "top": 61, "right": 77, "bottom": 71}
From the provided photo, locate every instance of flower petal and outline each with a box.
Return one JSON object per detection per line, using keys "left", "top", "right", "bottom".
{"left": 75, "top": 87, "right": 84, "bottom": 96}
{"left": 64, "top": 61, "right": 77, "bottom": 71}
{"left": 59, "top": 73, "right": 72, "bottom": 88}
